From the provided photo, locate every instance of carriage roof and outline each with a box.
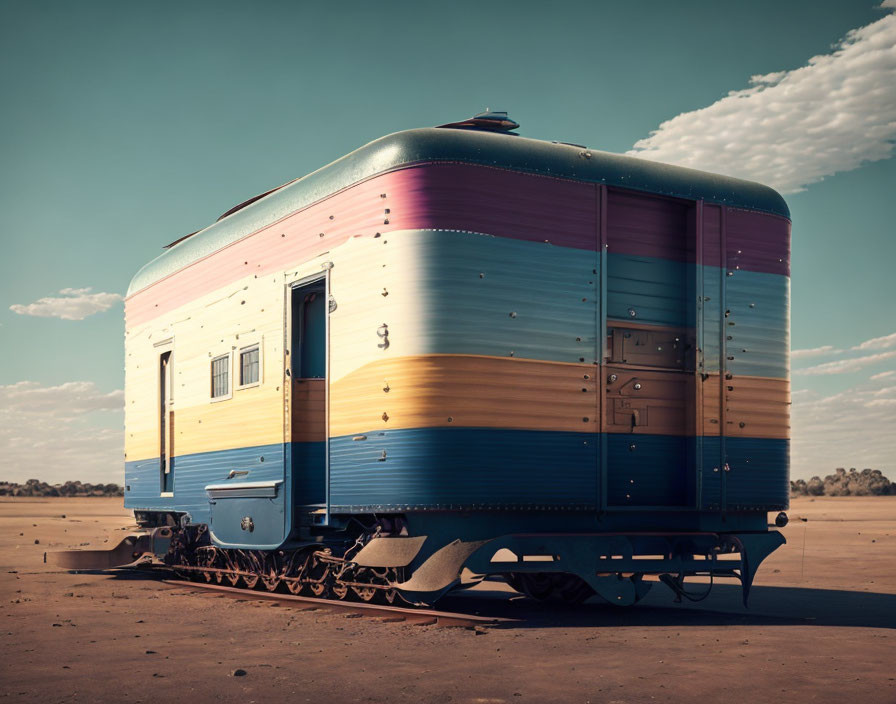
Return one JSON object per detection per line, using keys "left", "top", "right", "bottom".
{"left": 128, "top": 126, "right": 789, "bottom": 297}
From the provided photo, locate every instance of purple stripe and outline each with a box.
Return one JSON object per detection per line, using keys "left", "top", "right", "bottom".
{"left": 395, "top": 164, "right": 789, "bottom": 276}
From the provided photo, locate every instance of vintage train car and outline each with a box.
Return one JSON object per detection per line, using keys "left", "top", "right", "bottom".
{"left": 121, "top": 112, "right": 790, "bottom": 605}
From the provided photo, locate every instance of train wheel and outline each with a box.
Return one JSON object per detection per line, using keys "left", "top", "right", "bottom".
{"left": 332, "top": 582, "right": 349, "bottom": 600}
{"left": 285, "top": 579, "right": 304, "bottom": 595}
{"left": 261, "top": 573, "right": 280, "bottom": 592}
{"left": 515, "top": 573, "right": 555, "bottom": 600}
{"left": 553, "top": 574, "right": 596, "bottom": 605}
{"left": 353, "top": 586, "right": 377, "bottom": 602}
{"left": 198, "top": 550, "right": 217, "bottom": 583}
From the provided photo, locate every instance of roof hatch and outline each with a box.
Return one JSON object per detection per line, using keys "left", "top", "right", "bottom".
{"left": 437, "top": 110, "right": 519, "bottom": 134}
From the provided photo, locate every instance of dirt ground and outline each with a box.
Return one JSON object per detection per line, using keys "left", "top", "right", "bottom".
{"left": 1, "top": 497, "right": 894, "bottom": 704}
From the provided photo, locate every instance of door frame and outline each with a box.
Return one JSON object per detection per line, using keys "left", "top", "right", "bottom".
{"left": 153, "top": 338, "right": 174, "bottom": 497}
{"left": 285, "top": 270, "right": 331, "bottom": 524}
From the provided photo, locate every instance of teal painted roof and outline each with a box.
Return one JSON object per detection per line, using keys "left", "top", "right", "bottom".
{"left": 128, "top": 127, "right": 790, "bottom": 296}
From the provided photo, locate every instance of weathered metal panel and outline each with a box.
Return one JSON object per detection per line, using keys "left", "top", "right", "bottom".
{"left": 605, "top": 434, "right": 692, "bottom": 507}
{"left": 414, "top": 230, "right": 598, "bottom": 363}
{"left": 606, "top": 189, "right": 693, "bottom": 262}
{"left": 124, "top": 443, "right": 285, "bottom": 525}
{"left": 606, "top": 255, "right": 692, "bottom": 327}
{"left": 329, "top": 355, "right": 598, "bottom": 437}
{"left": 603, "top": 367, "right": 694, "bottom": 436}
{"left": 328, "top": 427, "right": 598, "bottom": 510}
{"left": 724, "top": 269, "right": 790, "bottom": 379}
{"left": 726, "top": 207, "right": 791, "bottom": 277}
{"left": 723, "top": 437, "right": 790, "bottom": 509}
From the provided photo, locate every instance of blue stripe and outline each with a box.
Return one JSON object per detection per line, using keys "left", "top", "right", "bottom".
{"left": 328, "top": 428, "right": 787, "bottom": 511}
{"left": 412, "top": 231, "right": 787, "bottom": 377}
{"left": 125, "top": 432, "right": 787, "bottom": 519}
{"left": 125, "top": 444, "right": 285, "bottom": 525}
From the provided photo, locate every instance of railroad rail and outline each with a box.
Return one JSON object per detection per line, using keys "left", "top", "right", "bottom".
{"left": 159, "top": 577, "right": 511, "bottom": 628}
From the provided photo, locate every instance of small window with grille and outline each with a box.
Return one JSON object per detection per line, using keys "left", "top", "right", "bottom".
{"left": 210, "top": 353, "right": 231, "bottom": 400}
{"left": 238, "top": 344, "right": 260, "bottom": 388}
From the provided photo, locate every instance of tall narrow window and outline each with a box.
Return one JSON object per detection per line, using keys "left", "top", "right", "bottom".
{"left": 211, "top": 354, "right": 230, "bottom": 399}
{"left": 239, "top": 344, "right": 260, "bottom": 387}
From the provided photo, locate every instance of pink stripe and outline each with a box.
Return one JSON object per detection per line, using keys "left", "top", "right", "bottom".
{"left": 125, "top": 164, "right": 597, "bottom": 327}
{"left": 126, "top": 163, "right": 789, "bottom": 328}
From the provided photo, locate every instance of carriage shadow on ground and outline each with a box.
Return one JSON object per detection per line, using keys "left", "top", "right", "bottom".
{"left": 442, "top": 581, "right": 896, "bottom": 631}
{"left": 104, "top": 568, "right": 896, "bottom": 631}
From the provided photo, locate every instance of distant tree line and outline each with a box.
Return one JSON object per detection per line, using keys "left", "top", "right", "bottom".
{"left": 0, "top": 479, "right": 124, "bottom": 497}
{"left": 791, "top": 467, "right": 894, "bottom": 496}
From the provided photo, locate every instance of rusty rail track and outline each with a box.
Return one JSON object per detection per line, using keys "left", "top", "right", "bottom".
{"left": 160, "top": 578, "right": 514, "bottom": 628}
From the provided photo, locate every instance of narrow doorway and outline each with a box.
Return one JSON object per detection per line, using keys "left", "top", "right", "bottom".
{"left": 289, "top": 279, "right": 327, "bottom": 507}
{"left": 159, "top": 351, "right": 173, "bottom": 494}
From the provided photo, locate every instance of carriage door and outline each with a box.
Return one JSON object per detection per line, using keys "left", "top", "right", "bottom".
{"left": 602, "top": 189, "right": 697, "bottom": 508}
{"left": 698, "top": 204, "right": 725, "bottom": 510}
{"left": 289, "top": 277, "right": 328, "bottom": 508}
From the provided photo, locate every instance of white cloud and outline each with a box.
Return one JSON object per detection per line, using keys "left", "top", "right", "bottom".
{"left": 794, "top": 350, "right": 896, "bottom": 376}
{"left": 10, "top": 287, "right": 123, "bottom": 321}
{"left": 791, "top": 345, "right": 840, "bottom": 359}
{"left": 792, "top": 378, "right": 895, "bottom": 479}
{"left": 871, "top": 370, "right": 896, "bottom": 380}
{"left": 0, "top": 381, "right": 123, "bottom": 484}
{"left": 627, "top": 11, "right": 896, "bottom": 194}
{"left": 852, "top": 331, "right": 896, "bottom": 351}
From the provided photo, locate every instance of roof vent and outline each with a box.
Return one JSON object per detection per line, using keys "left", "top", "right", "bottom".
{"left": 437, "top": 110, "right": 520, "bottom": 133}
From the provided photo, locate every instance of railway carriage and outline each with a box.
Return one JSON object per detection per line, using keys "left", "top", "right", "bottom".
{"left": 117, "top": 112, "right": 790, "bottom": 605}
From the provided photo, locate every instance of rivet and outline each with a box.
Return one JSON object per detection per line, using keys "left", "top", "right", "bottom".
{"left": 582, "top": 417, "right": 589, "bottom": 422}
{"left": 509, "top": 312, "right": 517, "bottom": 318}
{"left": 628, "top": 308, "right": 637, "bottom": 318}
{"left": 329, "top": 215, "right": 334, "bottom": 220}
{"left": 629, "top": 444, "right": 636, "bottom": 451}
{"left": 318, "top": 232, "right": 325, "bottom": 238}
{"left": 381, "top": 412, "right": 389, "bottom": 422}
{"left": 633, "top": 382, "right": 642, "bottom": 390}
{"left": 608, "top": 374, "right": 617, "bottom": 382}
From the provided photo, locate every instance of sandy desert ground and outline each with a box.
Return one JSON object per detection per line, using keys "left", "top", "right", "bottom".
{"left": 1, "top": 496, "right": 894, "bottom": 704}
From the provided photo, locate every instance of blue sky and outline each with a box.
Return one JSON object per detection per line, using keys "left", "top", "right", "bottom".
{"left": 1, "top": 0, "right": 893, "bottom": 482}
